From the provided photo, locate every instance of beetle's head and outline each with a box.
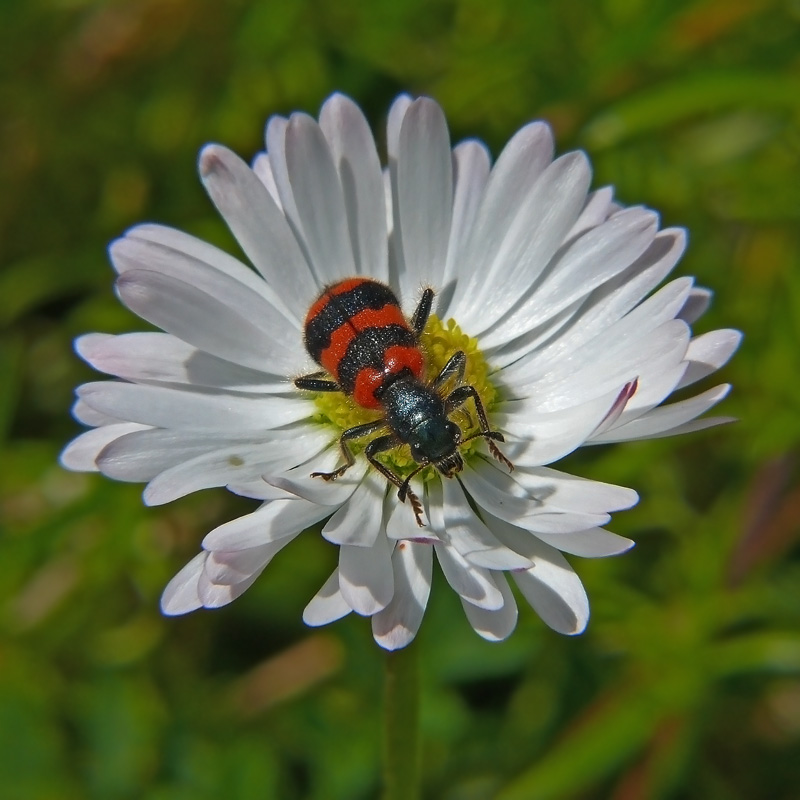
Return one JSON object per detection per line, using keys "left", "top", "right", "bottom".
{"left": 408, "top": 417, "right": 464, "bottom": 477}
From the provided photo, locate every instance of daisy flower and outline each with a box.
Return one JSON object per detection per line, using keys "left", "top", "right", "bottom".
{"left": 61, "top": 93, "right": 740, "bottom": 650}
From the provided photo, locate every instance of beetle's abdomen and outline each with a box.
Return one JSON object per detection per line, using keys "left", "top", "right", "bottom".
{"left": 304, "top": 278, "right": 424, "bottom": 409}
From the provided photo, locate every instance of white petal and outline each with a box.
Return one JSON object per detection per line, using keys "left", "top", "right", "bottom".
{"left": 460, "top": 461, "right": 612, "bottom": 532}
{"left": 123, "top": 224, "right": 284, "bottom": 307}
{"left": 386, "top": 94, "right": 413, "bottom": 163}
{"left": 440, "top": 477, "right": 532, "bottom": 569}
{"left": 112, "top": 229, "right": 304, "bottom": 332}
{"left": 227, "top": 479, "right": 293, "bottom": 502}
{"left": 197, "top": 567, "right": 262, "bottom": 609}
{"left": 482, "top": 297, "right": 583, "bottom": 371}
{"left": 632, "top": 415, "right": 737, "bottom": 437}
{"left": 78, "top": 382, "right": 313, "bottom": 432}
{"left": 587, "top": 380, "right": 641, "bottom": 438}
{"left": 161, "top": 552, "right": 206, "bottom": 615}
{"left": 448, "top": 121, "right": 554, "bottom": 324}
{"left": 441, "top": 140, "right": 491, "bottom": 294}
{"left": 591, "top": 384, "right": 732, "bottom": 443}
{"left": 118, "top": 224, "right": 298, "bottom": 340}
{"left": 573, "top": 230, "right": 689, "bottom": 338}
{"left": 268, "top": 447, "right": 368, "bottom": 506}
{"left": 319, "top": 93, "right": 388, "bottom": 281}
{"left": 142, "top": 430, "right": 330, "bottom": 505}
{"left": 509, "top": 275, "right": 693, "bottom": 386}
{"left": 508, "top": 464, "right": 639, "bottom": 514}
{"left": 498, "top": 385, "right": 635, "bottom": 466}
{"left": 563, "top": 186, "right": 614, "bottom": 240}
{"left": 386, "top": 95, "right": 413, "bottom": 281}
{"left": 202, "top": 497, "right": 329, "bottom": 551}
{"left": 115, "top": 269, "right": 299, "bottom": 376}
{"left": 372, "top": 541, "right": 433, "bottom": 650}
{"left": 76, "top": 332, "right": 286, "bottom": 392}
{"left": 198, "top": 144, "right": 315, "bottom": 323}
{"left": 71, "top": 398, "right": 121, "bottom": 426}
{"left": 395, "top": 97, "right": 453, "bottom": 297}
{"left": 500, "top": 229, "right": 687, "bottom": 374}
{"left": 303, "top": 569, "right": 352, "bottom": 626}
{"left": 322, "top": 472, "right": 385, "bottom": 546}
{"left": 677, "top": 287, "right": 712, "bottom": 323}
{"left": 204, "top": 540, "right": 291, "bottom": 585}
{"left": 97, "top": 428, "right": 228, "bottom": 482}
{"left": 605, "top": 364, "right": 688, "bottom": 428}
{"left": 427, "top": 483, "right": 501, "bottom": 608}
{"left": 265, "top": 115, "right": 305, "bottom": 242}
{"left": 480, "top": 206, "right": 659, "bottom": 350}
{"left": 508, "top": 315, "right": 691, "bottom": 413}
{"left": 434, "top": 542, "right": 504, "bottom": 610}
{"left": 461, "top": 574, "right": 518, "bottom": 642}
{"left": 454, "top": 151, "right": 590, "bottom": 334}
{"left": 60, "top": 422, "right": 147, "bottom": 472}
{"left": 251, "top": 153, "right": 282, "bottom": 208}
{"left": 285, "top": 113, "right": 356, "bottom": 282}
{"left": 535, "top": 529, "right": 635, "bottom": 557}
{"left": 383, "top": 167, "right": 393, "bottom": 235}
{"left": 484, "top": 484, "right": 621, "bottom": 548}
{"left": 513, "top": 562, "right": 589, "bottom": 635}
{"left": 386, "top": 494, "right": 441, "bottom": 542}
{"left": 677, "top": 329, "right": 742, "bottom": 389}
{"left": 501, "top": 532, "right": 590, "bottom": 635}
{"left": 338, "top": 532, "right": 394, "bottom": 615}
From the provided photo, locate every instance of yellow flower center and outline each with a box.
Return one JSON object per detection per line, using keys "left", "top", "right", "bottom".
{"left": 308, "top": 314, "right": 502, "bottom": 482}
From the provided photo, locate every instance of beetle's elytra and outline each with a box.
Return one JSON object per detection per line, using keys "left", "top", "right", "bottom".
{"left": 295, "top": 278, "right": 512, "bottom": 526}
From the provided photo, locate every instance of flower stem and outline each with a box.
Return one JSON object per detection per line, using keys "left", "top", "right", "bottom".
{"left": 382, "top": 642, "right": 420, "bottom": 800}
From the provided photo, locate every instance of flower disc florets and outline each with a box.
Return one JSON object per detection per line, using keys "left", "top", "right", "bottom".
{"left": 310, "top": 312, "right": 501, "bottom": 480}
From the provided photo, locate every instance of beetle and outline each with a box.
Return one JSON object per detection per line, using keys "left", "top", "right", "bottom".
{"left": 295, "top": 277, "right": 512, "bottom": 526}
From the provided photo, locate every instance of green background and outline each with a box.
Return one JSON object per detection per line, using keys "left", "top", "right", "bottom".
{"left": 2, "top": 0, "right": 798, "bottom": 798}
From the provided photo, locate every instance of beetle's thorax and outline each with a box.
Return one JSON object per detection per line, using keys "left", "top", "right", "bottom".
{"left": 379, "top": 376, "right": 462, "bottom": 468}
{"left": 379, "top": 376, "right": 443, "bottom": 441}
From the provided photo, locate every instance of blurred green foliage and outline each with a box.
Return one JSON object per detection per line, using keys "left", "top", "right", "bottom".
{"left": 1, "top": 0, "right": 798, "bottom": 798}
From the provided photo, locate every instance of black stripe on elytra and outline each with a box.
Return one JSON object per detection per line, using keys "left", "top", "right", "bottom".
{"left": 305, "top": 281, "right": 401, "bottom": 364}
{"left": 336, "top": 325, "right": 417, "bottom": 393}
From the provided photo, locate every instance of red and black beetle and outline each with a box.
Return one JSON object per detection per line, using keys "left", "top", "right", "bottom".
{"left": 295, "top": 278, "right": 512, "bottom": 525}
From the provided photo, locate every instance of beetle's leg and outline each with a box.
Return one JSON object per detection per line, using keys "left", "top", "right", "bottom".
{"left": 312, "top": 419, "right": 387, "bottom": 481}
{"left": 432, "top": 350, "right": 466, "bottom": 391}
{"left": 364, "top": 435, "right": 425, "bottom": 527}
{"left": 411, "top": 287, "right": 435, "bottom": 336}
{"left": 295, "top": 371, "right": 341, "bottom": 392}
{"left": 445, "top": 384, "right": 514, "bottom": 472}
{"left": 445, "top": 385, "right": 498, "bottom": 437}
{"left": 397, "top": 464, "right": 428, "bottom": 504}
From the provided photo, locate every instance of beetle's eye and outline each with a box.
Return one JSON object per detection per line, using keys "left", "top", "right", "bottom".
{"left": 447, "top": 421, "right": 461, "bottom": 444}
{"left": 410, "top": 443, "right": 427, "bottom": 464}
